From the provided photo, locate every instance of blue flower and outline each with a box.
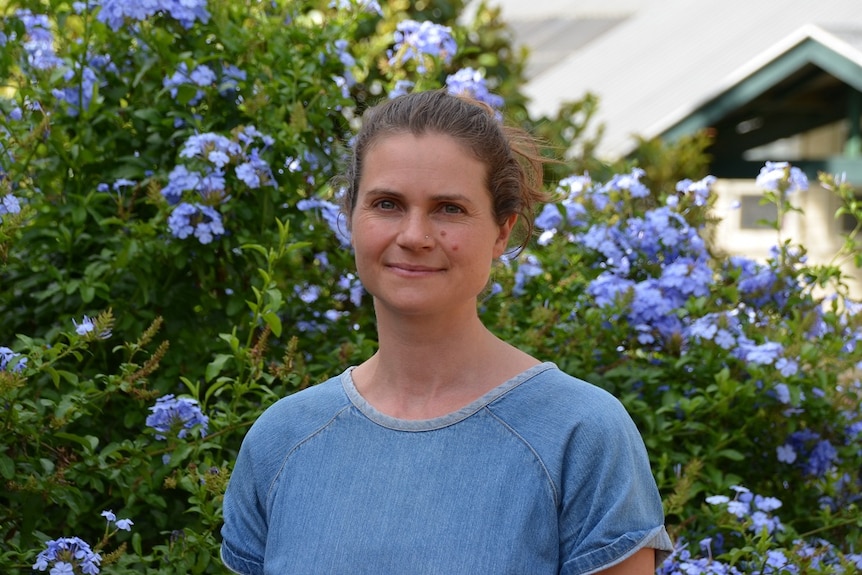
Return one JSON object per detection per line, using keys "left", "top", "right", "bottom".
{"left": 807, "top": 439, "right": 838, "bottom": 477}
{"left": 754, "top": 495, "right": 782, "bottom": 512}
{"left": 296, "top": 198, "right": 351, "bottom": 248}
{"left": 145, "top": 394, "right": 209, "bottom": 440}
{"left": 0, "top": 193, "right": 22, "bottom": 220}
{"left": 512, "top": 254, "right": 543, "bottom": 296}
{"left": 776, "top": 443, "right": 797, "bottom": 464}
{"left": 16, "top": 9, "right": 64, "bottom": 70}
{"left": 534, "top": 203, "right": 563, "bottom": 231}
{"left": 445, "top": 68, "right": 504, "bottom": 109}
{"left": 775, "top": 356, "right": 798, "bottom": 377}
{"left": 161, "top": 165, "right": 202, "bottom": 204}
{"left": 388, "top": 80, "right": 415, "bottom": 99}
{"left": 180, "top": 133, "right": 241, "bottom": 161}
{"left": 52, "top": 65, "right": 101, "bottom": 116}
{"left": 72, "top": 315, "right": 111, "bottom": 339}
{"left": 755, "top": 161, "right": 808, "bottom": 193}
{"left": 388, "top": 20, "right": 456, "bottom": 74}
{"left": 167, "top": 202, "right": 225, "bottom": 244}
{"left": 675, "top": 175, "right": 716, "bottom": 207}
{"left": 164, "top": 63, "right": 217, "bottom": 105}
{"left": 189, "top": 64, "right": 215, "bottom": 86}
{"left": 96, "top": 0, "right": 210, "bottom": 31}
{"left": 329, "top": 0, "right": 383, "bottom": 15}
{"left": 219, "top": 64, "right": 246, "bottom": 95}
{"left": 51, "top": 561, "right": 75, "bottom": 575}
{"left": 0, "top": 346, "right": 27, "bottom": 372}
{"left": 101, "top": 509, "right": 133, "bottom": 532}
{"left": 32, "top": 536, "right": 101, "bottom": 574}
{"left": 235, "top": 150, "right": 274, "bottom": 189}
{"left": 237, "top": 126, "right": 274, "bottom": 149}
{"left": 736, "top": 340, "right": 783, "bottom": 366}
{"left": 773, "top": 383, "right": 791, "bottom": 404}
{"left": 605, "top": 168, "right": 649, "bottom": 198}
{"left": 336, "top": 273, "right": 365, "bottom": 307}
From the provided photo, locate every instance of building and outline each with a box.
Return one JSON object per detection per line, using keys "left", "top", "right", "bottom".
{"left": 488, "top": 0, "right": 862, "bottom": 296}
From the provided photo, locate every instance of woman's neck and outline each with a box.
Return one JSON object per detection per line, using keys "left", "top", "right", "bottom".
{"left": 353, "top": 306, "right": 539, "bottom": 419}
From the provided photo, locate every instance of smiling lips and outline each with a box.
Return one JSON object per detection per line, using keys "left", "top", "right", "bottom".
{"left": 386, "top": 263, "right": 444, "bottom": 275}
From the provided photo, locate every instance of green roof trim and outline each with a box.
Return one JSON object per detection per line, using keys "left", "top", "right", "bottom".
{"left": 661, "top": 35, "right": 862, "bottom": 143}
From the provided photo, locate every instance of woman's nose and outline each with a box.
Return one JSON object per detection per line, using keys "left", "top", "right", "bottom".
{"left": 397, "top": 213, "right": 434, "bottom": 248}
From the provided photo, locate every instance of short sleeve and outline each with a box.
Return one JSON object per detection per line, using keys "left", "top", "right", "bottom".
{"left": 221, "top": 427, "right": 267, "bottom": 575}
{"left": 558, "top": 392, "right": 673, "bottom": 574}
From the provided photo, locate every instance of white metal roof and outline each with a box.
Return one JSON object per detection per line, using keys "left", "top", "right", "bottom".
{"left": 486, "top": 0, "right": 862, "bottom": 159}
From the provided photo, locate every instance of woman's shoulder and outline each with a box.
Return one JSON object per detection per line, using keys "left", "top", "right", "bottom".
{"left": 246, "top": 371, "right": 351, "bottom": 439}
{"left": 491, "top": 363, "right": 634, "bottom": 429}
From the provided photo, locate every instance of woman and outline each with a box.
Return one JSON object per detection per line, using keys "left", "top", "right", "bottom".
{"left": 221, "top": 90, "right": 673, "bottom": 574}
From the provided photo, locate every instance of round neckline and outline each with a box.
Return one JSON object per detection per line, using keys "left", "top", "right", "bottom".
{"left": 340, "top": 362, "right": 556, "bottom": 432}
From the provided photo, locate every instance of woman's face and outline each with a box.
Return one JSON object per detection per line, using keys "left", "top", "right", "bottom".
{"left": 350, "top": 132, "right": 515, "bottom": 319}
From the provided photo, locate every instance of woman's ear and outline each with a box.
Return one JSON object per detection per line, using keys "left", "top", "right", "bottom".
{"left": 493, "top": 214, "right": 518, "bottom": 258}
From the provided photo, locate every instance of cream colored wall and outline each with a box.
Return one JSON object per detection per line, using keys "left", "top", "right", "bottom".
{"left": 710, "top": 178, "right": 862, "bottom": 299}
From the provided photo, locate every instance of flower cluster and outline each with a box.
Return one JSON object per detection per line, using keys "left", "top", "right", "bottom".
{"left": 445, "top": 67, "right": 504, "bottom": 109}
{"left": 101, "top": 509, "right": 133, "bottom": 532}
{"left": 167, "top": 202, "right": 225, "bottom": 244}
{"left": 73, "top": 315, "right": 112, "bottom": 339}
{"left": 6, "top": 10, "right": 119, "bottom": 117}
{"left": 328, "top": 0, "right": 383, "bottom": 15}
{"left": 388, "top": 79, "right": 415, "bottom": 99}
{"left": 706, "top": 485, "right": 784, "bottom": 535}
{"left": 388, "top": 19, "right": 456, "bottom": 73}
{"left": 756, "top": 161, "right": 809, "bottom": 194}
{"left": 145, "top": 394, "right": 209, "bottom": 440}
{"left": 777, "top": 429, "right": 838, "bottom": 478}
{"left": 0, "top": 193, "right": 22, "bottom": 222}
{"left": 0, "top": 346, "right": 26, "bottom": 372}
{"left": 658, "top": 539, "right": 742, "bottom": 575}
{"left": 296, "top": 197, "right": 351, "bottom": 248}
{"left": 33, "top": 536, "right": 101, "bottom": 575}
{"left": 163, "top": 62, "right": 215, "bottom": 106}
{"left": 683, "top": 310, "right": 801, "bottom": 376}
{"left": 14, "top": 10, "right": 63, "bottom": 70}
{"left": 527, "top": 165, "right": 827, "bottom": 366}
{"left": 32, "top": 510, "right": 133, "bottom": 574}
{"left": 162, "top": 127, "right": 274, "bottom": 243}
{"left": 95, "top": 0, "right": 210, "bottom": 31}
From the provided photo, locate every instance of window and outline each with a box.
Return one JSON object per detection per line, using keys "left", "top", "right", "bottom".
{"left": 739, "top": 195, "right": 778, "bottom": 230}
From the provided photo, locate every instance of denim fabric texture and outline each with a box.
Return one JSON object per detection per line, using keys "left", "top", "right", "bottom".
{"left": 221, "top": 362, "right": 673, "bottom": 575}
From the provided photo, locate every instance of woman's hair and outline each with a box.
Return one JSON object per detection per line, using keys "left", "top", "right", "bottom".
{"left": 341, "top": 89, "right": 554, "bottom": 252}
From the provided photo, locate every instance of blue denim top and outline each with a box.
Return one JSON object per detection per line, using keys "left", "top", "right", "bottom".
{"left": 221, "top": 362, "right": 672, "bottom": 575}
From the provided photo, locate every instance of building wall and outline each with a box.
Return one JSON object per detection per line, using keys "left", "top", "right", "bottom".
{"left": 710, "top": 178, "right": 862, "bottom": 299}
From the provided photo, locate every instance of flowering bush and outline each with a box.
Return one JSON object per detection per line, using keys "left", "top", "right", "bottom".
{"left": 1, "top": 0, "right": 860, "bottom": 573}
{"left": 488, "top": 162, "right": 862, "bottom": 572}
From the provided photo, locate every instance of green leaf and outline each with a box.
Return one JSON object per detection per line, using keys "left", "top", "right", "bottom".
{"left": 241, "top": 243, "right": 268, "bottom": 257}
{"left": 263, "top": 311, "right": 283, "bottom": 337}
{"left": 80, "top": 284, "right": 95, "bottom": 303}
{"left": 205, "top": 354, "right": 233, "bottom": 383}
{"left": 55, "top": 432, "right": 99, "bottom": 454}
{"left": 716, "top": 449, "right": 745, "bottom": 461}
{"left": 0, "top": 454, "right": 14, "bottom": 480}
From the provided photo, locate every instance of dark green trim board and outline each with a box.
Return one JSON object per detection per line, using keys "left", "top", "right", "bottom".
{"left": 653, "top": 29, "right": 862, "bottom": 184}
{"left": 661, "top": 37, "right": 862, "bottom": 142}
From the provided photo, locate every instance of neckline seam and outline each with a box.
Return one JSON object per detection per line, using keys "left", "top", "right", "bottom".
{"left": 341, "top": 362, "right": 556, "bottom": 432}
